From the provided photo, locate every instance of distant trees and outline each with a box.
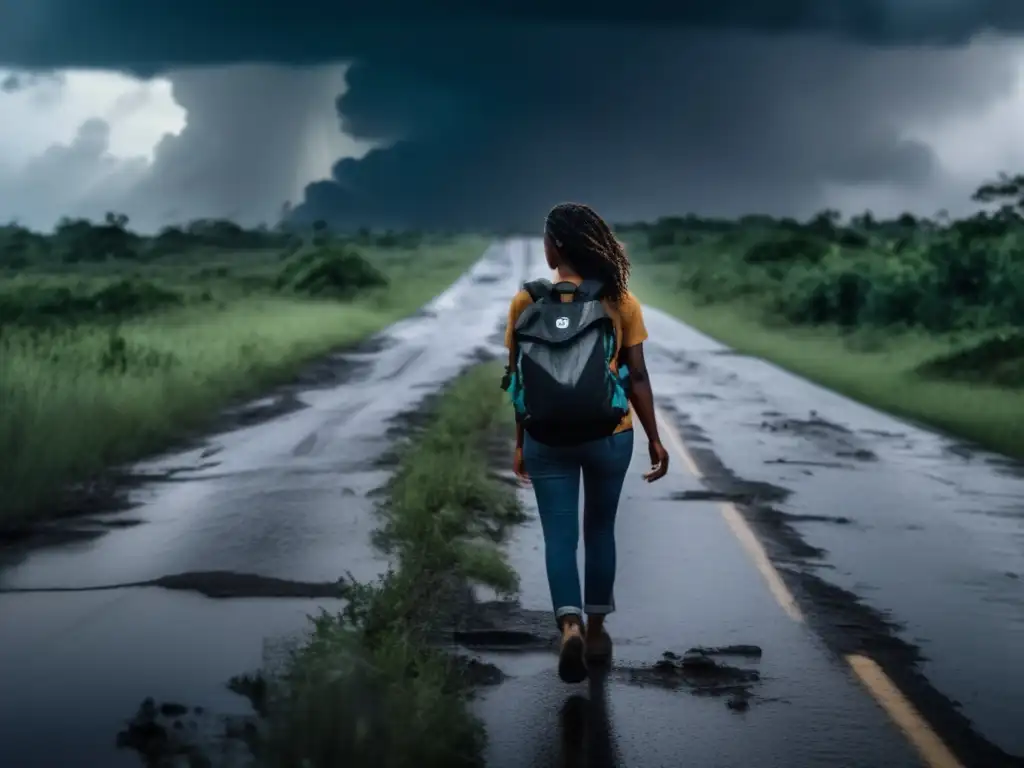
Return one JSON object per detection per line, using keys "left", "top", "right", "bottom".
{"left": 630, "top": 175, "right": 1024, "bottom": 334}
{"left": 0, "top": 213, "right": 301, "bottom": 267}
{"left": 55, "top": 212, "right": 139, "bottom": 263}
{"left": 312, "top": 219, "right": 329, "bottom": 246}
{"left": 971, "top": 171, "right": 1024, "bottom": 215}
{"left": 0, "top": 224, "right": 47, "bottom": 268}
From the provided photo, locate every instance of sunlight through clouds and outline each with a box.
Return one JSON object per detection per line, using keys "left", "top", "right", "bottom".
{"left": 0, "top": 63, "right": 372, "bottom": 230}
{"left": 0, "top": 68, "right": 185, "bottom": 165}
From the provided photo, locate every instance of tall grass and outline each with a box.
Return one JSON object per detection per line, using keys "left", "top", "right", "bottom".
{"left": 632, "top": 269, "right": 1024, "bottom": 459}
{"left": 0, "top": 238, "right": 487, "bottom": 530}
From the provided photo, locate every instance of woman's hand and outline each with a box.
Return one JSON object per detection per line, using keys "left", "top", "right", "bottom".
{"left": 513, "top": 445, "right": 530, "bottom": 485}
{"left": 643, "top": 439, "right": 669, "bottom": 482}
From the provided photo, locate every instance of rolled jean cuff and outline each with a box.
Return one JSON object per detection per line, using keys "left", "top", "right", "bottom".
{"left": 555, "top": 606, "right": 583, "bottom": 620}
{"left": 584, "top": 602, "right": 615, "bottom": 615}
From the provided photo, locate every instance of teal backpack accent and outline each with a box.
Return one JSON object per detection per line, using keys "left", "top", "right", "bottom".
{"left": 501, "top": 279, "right": 631, "bottom": 444}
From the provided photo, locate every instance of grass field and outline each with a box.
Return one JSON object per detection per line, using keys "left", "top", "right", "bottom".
{"left": 0, "top": 220, "right": 487, "bottom": 530}
{"left": 624, "top": 204, "right": 1024, "bottom": 460}
{"left": 248, "top": 362, "right": 522, "bottom": 768}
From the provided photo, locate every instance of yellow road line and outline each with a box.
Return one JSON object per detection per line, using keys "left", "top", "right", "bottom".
{"left": 847, "top": 655, "right": 965, "bottom": 768}
{"left": 657, "top": 408, "right": 803, "bottom": 622}
{"left": 655, "top": 405, "right": 964, "bottom": 768}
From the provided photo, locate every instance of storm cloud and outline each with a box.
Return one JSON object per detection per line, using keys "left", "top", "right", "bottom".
{"left": 125, "top": 64, "right": 370, "bottom": 228}
{"left": 3, "top": 1, "right": 1024, "bottom": 228}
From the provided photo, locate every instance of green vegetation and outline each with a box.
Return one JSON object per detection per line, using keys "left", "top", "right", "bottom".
{"left": 245, "top": 362, "right": 523, "bottom": 768}
{"left": 0, "top": 213, "right": 486, "bottom": 530}
{"left": 622, "top": 175, "right": 1024, "bottom": 458}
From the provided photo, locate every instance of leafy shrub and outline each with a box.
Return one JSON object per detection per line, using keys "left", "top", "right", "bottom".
{"left": 0, "top": 279, "right": 183, "bottom": 327}
{"left": 277, "top": 247, "right": 388, "bottom": 299}
{"left": 91, "top": 279, "right": 183, "bottom": 316}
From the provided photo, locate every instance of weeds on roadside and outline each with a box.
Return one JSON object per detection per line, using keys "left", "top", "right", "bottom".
{"left": 253, "top": 363, "right": 523, "bottom": 768}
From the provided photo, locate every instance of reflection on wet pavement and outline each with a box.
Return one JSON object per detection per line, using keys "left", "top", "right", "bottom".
{"left": 642, "top": 303, "right": 1024, "bottom": 764}
{"left": 0, "top": 241, "right": 536, "bottom": 767}
{"left": 1, "top": 238, "right": 1022, "bottom": 767}
{"left": 473, "top": 378, "right": 929, "bottom": 767}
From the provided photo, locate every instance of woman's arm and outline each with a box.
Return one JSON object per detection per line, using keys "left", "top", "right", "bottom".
{"left": 620, "top": 342, "right": 669, "bottom": 481}
{"left": 621, "top": 343, "right": 659, "bottom": 442}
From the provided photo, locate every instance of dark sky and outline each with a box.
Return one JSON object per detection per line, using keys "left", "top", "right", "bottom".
{"left": 3, "top": 1, "right": 1024, "bottom": 229}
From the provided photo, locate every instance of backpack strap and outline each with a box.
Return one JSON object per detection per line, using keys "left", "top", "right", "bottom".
{"left": 523, "top": 278, "right": 605, "bottom": 303}
{"left": 576, "top": 279, "right": 605, "bottom": 301}
{"left": 523, "top": 278, "right": 554, "bottom": 303}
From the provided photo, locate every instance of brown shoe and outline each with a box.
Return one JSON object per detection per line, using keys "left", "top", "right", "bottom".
{"left": 585, "top": 629, "right": 613, "bottom": 664}
{"left": 558, "top": 622, "right": 588, "bottom": 683}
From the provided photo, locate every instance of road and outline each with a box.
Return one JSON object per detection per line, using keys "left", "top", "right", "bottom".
{"left": 1, "top": 239, "right": 1022, "bottom": 768}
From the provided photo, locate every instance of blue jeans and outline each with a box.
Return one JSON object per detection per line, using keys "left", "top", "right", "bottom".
{"left": 523, "top": 429, "right": 634, "bottom": 622}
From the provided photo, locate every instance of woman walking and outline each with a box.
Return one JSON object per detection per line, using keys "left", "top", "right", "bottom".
{"left": 503, "top": 202, "right": 669, "bottom": 683}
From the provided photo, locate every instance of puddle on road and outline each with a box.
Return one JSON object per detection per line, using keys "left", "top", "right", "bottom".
{"left": 451, "top": 598, "right": 766, "bottom": 714}
{"left": 658, "top": 398, "right": 1024, "bottom": 766}
{"left": 619, "top": 648, "right": 762, "bottom": 712}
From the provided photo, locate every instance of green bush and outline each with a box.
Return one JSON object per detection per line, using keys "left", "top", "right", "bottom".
{"left": 632, "top": 203, "right": 1024, "bottom": 335}
{"left": 277, "top": 246, "right": 389, "bottom": 299}
{"left": 0, "top": 279, "right": 183, "bottom": 327}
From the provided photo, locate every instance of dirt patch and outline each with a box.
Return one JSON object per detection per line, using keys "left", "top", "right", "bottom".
{"left": 455, "top": 657, "right": 507, "bottom": 686}
{"left": 762, "top": 412, "right": 852, "bottom": 434}
{"left": 670, "top": 485, "right": 789, "bottom": 505}
{"left": 0, "top": 571, "right": 349, "bottom": 600}
{"left": 859, "top": 428, "right": 907, "bottom": 440}
{"left": 116, "top": 697, "right": 257, "bottom": 768}
{"left": 783, "top": 512, "right": 852, "bottom": 525}
{"left": 617, "top": 648, "right": 762, "bottom": 712}
{"left": 688, "top": 644, "right": 763, "bottom": 658}
{"left": 764, "top": 458, "right": 855, "bottom": 469}
{"left": 757, "top": 410, "right": 878, "bottom": 462}
{"left": 0, "top": 511, "right": 142, "bottom": 551}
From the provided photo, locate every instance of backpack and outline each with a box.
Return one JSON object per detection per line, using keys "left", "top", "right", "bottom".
{"left": 502, "top": 278, "right": 630, "bottom": 446}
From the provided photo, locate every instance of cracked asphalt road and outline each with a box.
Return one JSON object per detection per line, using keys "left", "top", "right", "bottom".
{"left": 1, "top": 239, "right": 1022, "bottom": 768}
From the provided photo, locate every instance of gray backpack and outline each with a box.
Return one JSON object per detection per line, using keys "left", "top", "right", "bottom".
{"left": 503, "top": 279, "right": 629, "bottom": 445}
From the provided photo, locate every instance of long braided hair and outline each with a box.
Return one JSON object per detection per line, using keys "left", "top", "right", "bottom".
{"left": 544, "top": 202, "right": 631, "bottom": 302}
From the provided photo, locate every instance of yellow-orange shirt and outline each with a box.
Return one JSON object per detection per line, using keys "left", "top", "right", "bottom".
{"left": 504, "top": 279, "right": 648, "bottom": 434}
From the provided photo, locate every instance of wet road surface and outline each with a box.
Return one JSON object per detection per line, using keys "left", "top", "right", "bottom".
{"left": 476, "top": 431, "right": 923, "bottom": 767}
{"left": 0, "top": 241, "right": 530, "bottom": 767}
{"left": 1, "top": 238, "right": 1023, "bottom": 767}
{"left": 641, "top": 305, "right": 1024, "bottom": 767}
